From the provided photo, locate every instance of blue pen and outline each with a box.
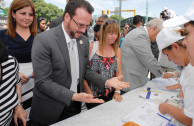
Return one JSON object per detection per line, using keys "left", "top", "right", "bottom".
{"left": 28, "top": 75, "right": 31, "bottom": 79}
{"left": 147, "top": 87, "right": 151, "bottom": 91}
{"left": 146, "top": 87, "right": 151, "bottom": 99}
{"left": 157, "top": 113, "right": 171, "bottom": 121}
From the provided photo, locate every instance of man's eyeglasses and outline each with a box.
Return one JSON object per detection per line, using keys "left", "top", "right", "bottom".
{"left": 71, "top": 17, "right": 90, "bottom": 29}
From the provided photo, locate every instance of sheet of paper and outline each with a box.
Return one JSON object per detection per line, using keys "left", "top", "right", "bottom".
{"left": 165, "top": 96, "right": 184, "bottom": 108}
{"left": 122, "top": 102, "right": 171, "bottom": 126}
{"left": 151, "top": 78, "right": 179, "bottom": 91}
{"left": 139, "top": 90, "right": 162, "bottom": 100}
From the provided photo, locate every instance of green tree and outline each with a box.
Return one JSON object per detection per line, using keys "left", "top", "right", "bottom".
{"left": 0, "top": 7, "right": 8, "bottom": 16}
{"left": 110, "top": 15, "right": 124, "bottom": 22}
{"left": 33, "top": 0, "right": 63, "bottom": 21}
{"left": 4, "top": 7, "right": 8, "bottom": 16}
{"left": 32, "top": 0, "right": 43, "bottom": 3}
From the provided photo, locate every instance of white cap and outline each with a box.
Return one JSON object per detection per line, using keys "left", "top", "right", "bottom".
{"left": 156, "top": 27, "right": 185, "bottom": 51}
{"left": 164, "top": 7, "right": 168, "bottom": 10}
{"left": 156, "top": 27, "right": 185, "bottom": 63}
{"left": 163, "top": 1, "right": 194, "bottom": 27}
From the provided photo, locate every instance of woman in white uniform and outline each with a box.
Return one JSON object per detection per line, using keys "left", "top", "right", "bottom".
{"left": 156, "top": 27, "right": 193, "bottom": 125}
{"left": 163, "top": 1, "right": 194, "bottom": 125}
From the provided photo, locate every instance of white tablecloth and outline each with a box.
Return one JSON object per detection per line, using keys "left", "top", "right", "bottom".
{"left": 52, "top": 81, "right": 181, "bottom": 126}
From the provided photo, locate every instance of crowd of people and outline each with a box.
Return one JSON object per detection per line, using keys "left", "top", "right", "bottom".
{"left": 0, "top": 0, "right": 194, "bottom": 126}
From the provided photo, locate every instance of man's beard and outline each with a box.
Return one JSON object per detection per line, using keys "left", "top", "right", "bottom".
{"left": 67, "top": 22, "right": 84, "bottom": 39}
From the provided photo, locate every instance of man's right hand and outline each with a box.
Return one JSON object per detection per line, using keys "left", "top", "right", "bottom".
{"left": 105, "top": 76, "right": 130, "bottom": 90}
{"left": 72, "top": 93, "right": 104, "bottom": 103}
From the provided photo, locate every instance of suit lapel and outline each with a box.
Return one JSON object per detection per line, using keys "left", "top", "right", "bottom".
{"left": 55, "top": 24, "right": 71, "bottom": 75}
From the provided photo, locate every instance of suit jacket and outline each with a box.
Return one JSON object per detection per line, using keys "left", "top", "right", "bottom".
{"left": 50, "top": 15, "right": 64, "bottom": 29}
{"left": 121, "top": 26, "right": 163, "bottom": 92}
{"left": 30, "top": 24, "right": 107, "bottom": 125}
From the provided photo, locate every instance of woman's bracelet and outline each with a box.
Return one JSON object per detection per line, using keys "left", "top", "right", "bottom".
{"left": 115, "top": 90, "right": 121, "bottom": 94}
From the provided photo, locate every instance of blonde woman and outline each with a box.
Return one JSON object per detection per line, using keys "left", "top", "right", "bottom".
{"left": 84, "top": 18, "right": 124, "bottom": 109}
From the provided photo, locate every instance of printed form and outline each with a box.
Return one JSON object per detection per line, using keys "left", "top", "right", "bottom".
{"left": 122, "top": 101, "right": 171, "bottom": 126}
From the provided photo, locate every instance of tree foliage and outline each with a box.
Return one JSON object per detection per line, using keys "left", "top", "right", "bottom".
{"left": 110, "top": 15, "right": 124, "bottom": 22}
{"left": 2, "top": 7, "right": 8, "bottom": 16}
{"left": 33, "top": 0, "right": 64, "bottom": 21}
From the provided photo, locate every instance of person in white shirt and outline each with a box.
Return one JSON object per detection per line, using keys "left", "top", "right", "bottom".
{"left": 162, "top": 1, "right": 194, "bottom": 125}
{"left": 156, "top": 27, "right": 192, "bottom": 125}
{"left": 168, "top": 9, "right": 177, "bottom": 18}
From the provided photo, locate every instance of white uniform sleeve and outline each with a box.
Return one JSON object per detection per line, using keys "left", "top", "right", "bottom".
{"left": 183, "top": 84, "right": 194, "bottom": 118}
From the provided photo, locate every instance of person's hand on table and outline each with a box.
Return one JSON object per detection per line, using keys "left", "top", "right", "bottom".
{"left": 19, "top": 72, "right": 30, "bottom": 84}
{"left": 166, "top": 84, "right": 184, "bottom": 98}
{"left": 166, "top": 83, "right": 181, "bottom": 90}
{"left": 162, "top": 72, "right": 175, "bottom": 78}
{"left": 179, "top": 86, "right": 184, "bottom": 98}
{"left": 158, "top": 103, "right": 171, "bottom": 115}
{"left": 113, "top": 92, "right": 123, "bottom": 102}
{"left": 72, "top": 93, "right": 104, "bottom": 103}
{"left": 105, "top": 75, "right": 130, "bottom": 90}
{"left": 14, "top": 105, "right": 27, "bottom": 126}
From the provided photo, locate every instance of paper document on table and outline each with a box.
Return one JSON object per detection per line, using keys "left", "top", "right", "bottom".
{"left": 122, "top": 101, "right": 171, "bottom": 126}
{"left": 165, "top": 95, "right": 184, "bottom": 108}
{"left": 152, "top": 78, "right": 179, "bottom": 91}
{"left": 139, "top": 90, "right": 162, "bottom": 100}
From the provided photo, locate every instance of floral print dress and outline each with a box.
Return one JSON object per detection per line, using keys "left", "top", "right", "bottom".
{"left": 88, "top": 53, "right": 117, "bottom": 98}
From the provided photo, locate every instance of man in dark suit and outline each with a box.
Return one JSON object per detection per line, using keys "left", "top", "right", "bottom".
{"left": 49, "top": 0, "right": 69, "bottom": 29}
{"left": 50, "top": 15, "right": 64, "bottom": 29}
{"left": 30, "top": 0, "right": 129, "bottom": 125}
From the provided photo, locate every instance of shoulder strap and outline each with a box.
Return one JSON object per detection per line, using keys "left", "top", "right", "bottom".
{"left": 89, "top": 41, "right": 98, "bottom": 61}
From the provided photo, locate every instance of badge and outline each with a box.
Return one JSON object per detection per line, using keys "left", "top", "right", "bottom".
{"left": 80, "top": 40, "right": 83, "bottom": 44}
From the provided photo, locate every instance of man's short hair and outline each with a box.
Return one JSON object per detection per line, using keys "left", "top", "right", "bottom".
{"left": 64, "top": 0, "right": 94, "bottom": 18}
{"left": 100, "top": 14, "right": 108, "bottom": 21}
{"left": 133, "top": 15, "right": 143, "bottom": 25}
{"left": 94, "top": 24, "right": 101, "bottom": 32}
{"left": 145, "top": 18, "right": 163, "bottom": 31}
